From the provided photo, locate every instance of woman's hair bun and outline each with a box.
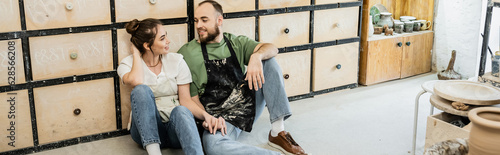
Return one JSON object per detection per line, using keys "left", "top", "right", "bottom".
{"left": 125, "top": 19, "right": 140, "bottom": 35}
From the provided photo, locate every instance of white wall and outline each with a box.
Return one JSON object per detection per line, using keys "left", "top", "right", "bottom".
{"left": 432, "top": 0, "right": 483, "bottom": 79}
{"left": 433, "top": 0, "right": 500, "bottom": 79}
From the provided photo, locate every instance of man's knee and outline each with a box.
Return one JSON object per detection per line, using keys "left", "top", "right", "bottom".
{"left": 262, "top": 58, "right": 283, "bottom": 75}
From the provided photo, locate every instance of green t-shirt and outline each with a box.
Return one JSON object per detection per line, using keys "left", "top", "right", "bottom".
{"left": 178, "top": 32, "right": 260, "bottom": 97}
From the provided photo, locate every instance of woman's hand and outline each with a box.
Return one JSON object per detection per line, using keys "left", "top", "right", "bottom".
{"left": 202, "top": 115, "right": 227, "bottom": 136}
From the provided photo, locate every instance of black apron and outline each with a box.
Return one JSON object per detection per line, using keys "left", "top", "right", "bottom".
{"left": 199, "top": 36, "right": 256, "bottom": 132}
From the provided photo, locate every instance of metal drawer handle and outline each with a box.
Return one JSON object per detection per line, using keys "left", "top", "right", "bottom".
{"left": 406, "top": 42, "right": 411, "bottom": 46}
{"left": 284, "top": 28, "right": 290, "bottom": 34}
{"left": 397, "top": 42, "right": 403, "bottom": 47}
{"left": 283, "top": 74, "right": 290, "bottom": 79}
{"left": 150, "top": 0, "right": 157, "bottom": 5}
{"left": 333, "top": 23, "right": 340, "bottom": 28}
{"left": 74, "top": 108, "right": 81, "bottom": 115}
{"left": 66, "top": 2, "right": 73, "bottom": 10}
{"left": 70, "top": 52, "right": 78, "bottom": 59}
{"left": 336, "top": 64, "right": 342, "bottom": 69}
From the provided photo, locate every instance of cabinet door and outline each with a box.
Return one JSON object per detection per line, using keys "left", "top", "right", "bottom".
{"left": 316, "top": 0, "right": 358, "bottom": 5}
{"left": 24, "top": 0, "right": 111, "bottom": 30}
{"left": 194, "top": 0, "right": 254, "bottom": 13}
{"left": 314, "top": 7, "right": 359, "bottom": 43}
{"left": 275, "top": 50, "right": 311, "bottom": 97}
{"left": 359, "top": 38, "right": 402, "bottom": 85}
{"left": 0, "top": 39, "right": 26, "bottom": 86}
{"left": 115, "top": 0, "right": 186, "bottom": 23}
{"left": 401, "top": 32, "right": 433, "bottom": 78}
{"left": 0, "top": 0, "right": 21, "bottom": 32}
{"left": 224, "top": 17, "right": 256, "bottom": 40}
{"left": 259, "top": 0, "right": 310, "bottom": 9}
{"left": 0, "top": 90, "right": 33, "bottom": 152}
{"left": 29, "top": 31, "right": 113, "bottom": 81}
{"left": 313, "top": 43, "right": 358, "bottom": 91}
{"left": 34, "top": 78, "right": 116, "bottom": 144}
{"left": 259, "top": 12, "right": 310, "bottom": 48}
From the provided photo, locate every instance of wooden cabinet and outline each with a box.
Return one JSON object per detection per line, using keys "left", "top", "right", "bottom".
{"left": 360, "top": 31, "right": 433, "bottom": 85}
{"left": 360, "top": 0, "right": 434, "bottom": 85}
{"left": 276, "top": 50, "right": 311, "bottom": 97}
{"left": 0, "top": 0, "right": 21, "bottom": 33}
{"left": 259, "top": 12, "right": 310, "bottom": 48}
{"left": 0, "top": 90, "right": 33, "bottom": 152}
{"left": 24, "top": 0, "right": 111, "bottom": 30}
{"left": 34, "top": 78, "right": 116, "bottom": 144}
{"left": 316, "top": 0, "right": 358, "bottom": 5}
{"left": 29, "top": 31, "right": 113, "bottom": 81}
{"left": 115, "top": 0, "right": 186, "bottom": 23}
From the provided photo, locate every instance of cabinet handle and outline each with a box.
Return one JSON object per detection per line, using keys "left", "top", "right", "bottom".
{"left": 74, "top": 108, "right": 81, "bottom": 115}
{"left": 284, "top": 28, "right": 290, "bottom": 34}
{"left": 406, "top": 42, "right": 411, "bottom": 46}
{"left": 397, "top": 42, "right": 403, "bottom": 47}
{"left": 149, "top": 0, "right": 157, "bottom": 4}
{"left": 333, "top": 23, "right": 340, "bottom": 28}
{"left": 283, "top": 74, "right": 290, "bottom": 79}
{"left": 65, "top": 2, "right": 73, "bottom": 10}
{"left": 70, "top": 52, "right": 78, "bottom": 59}
{"left": 336, "top": 64, "right": 342, "bottom": 69}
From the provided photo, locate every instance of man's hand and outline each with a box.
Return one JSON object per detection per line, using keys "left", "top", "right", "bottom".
{"left": 245, "top": 53, "right": 265, "bottom": 91}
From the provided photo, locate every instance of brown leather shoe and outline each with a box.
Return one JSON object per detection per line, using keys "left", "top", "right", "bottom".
{"left": 268, "top": 131, "right": 307, "bottom": 155}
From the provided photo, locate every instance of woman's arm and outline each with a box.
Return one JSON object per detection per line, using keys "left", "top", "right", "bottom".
{"left": 122, "top": 46, "right": 144, "bottom": 86}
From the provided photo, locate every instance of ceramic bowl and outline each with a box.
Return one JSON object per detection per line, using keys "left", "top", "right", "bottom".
{"left": 400, "top": 16, "right": 416, "bottom": 22}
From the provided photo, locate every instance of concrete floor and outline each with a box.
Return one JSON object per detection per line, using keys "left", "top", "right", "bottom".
{"left": 31, "top": 73, "right": 441, "bottom": 155}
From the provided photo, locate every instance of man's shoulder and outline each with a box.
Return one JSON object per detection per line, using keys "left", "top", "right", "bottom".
{"left": 178, "top": 39, "right": 200, "bottom": 55}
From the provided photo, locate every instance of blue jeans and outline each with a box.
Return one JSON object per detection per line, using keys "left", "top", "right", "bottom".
{"left": 203, "top": 58, "right": 292, "bottom": 155}
{"left": 129, "top": 85, "right": 203, "bottom": 155}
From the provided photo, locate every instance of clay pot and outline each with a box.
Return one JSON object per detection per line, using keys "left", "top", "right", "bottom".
{"left": 468, "top": 107, "right": 500, "bottom": 155}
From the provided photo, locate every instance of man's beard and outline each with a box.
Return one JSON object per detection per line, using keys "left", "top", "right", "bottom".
{"left": 199, "top": 24, "right": 220, "bottom": 43}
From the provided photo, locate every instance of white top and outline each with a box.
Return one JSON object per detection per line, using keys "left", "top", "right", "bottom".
{"left": 117, "top": 53, "right": 192, "bottom": 127}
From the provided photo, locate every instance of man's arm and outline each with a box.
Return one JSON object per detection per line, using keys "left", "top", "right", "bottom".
{"left": 246, "top": 43, "right": 278, "bottom": 90}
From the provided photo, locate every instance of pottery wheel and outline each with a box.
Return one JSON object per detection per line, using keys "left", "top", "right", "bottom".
{"left": 430, "top": 94, "right": 481, "bottom": 117}
{"left": 434, "top": 80, "right": 500, "bottom": 105}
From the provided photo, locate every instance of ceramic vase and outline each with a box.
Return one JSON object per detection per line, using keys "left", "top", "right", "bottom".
{"left": 377, "top": 12, "right": 394, "bottom": 28}
{"left": 468, "top": 107, "right": 500, "bottom": 155}
{"left": 368, "top": 16, "right": 374, "bottom": 37}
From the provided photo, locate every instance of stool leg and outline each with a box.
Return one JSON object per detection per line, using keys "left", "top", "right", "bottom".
{"left": 430, "top": 105, "right": 434, "bottom": 115}
{"left": 412, "top": 90, "right": 426, "bottom": 155}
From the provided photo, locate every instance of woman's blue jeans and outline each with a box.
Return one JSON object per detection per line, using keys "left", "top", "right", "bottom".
{"left": 129, "top": 85, "right": 203, "bottom": 155}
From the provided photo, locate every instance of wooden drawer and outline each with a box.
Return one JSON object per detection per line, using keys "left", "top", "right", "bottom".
{"left": 259, "top": 12, "right": 310, "bottom": 48}
{"left": 314, "top": 7, "right": 359, "bottom": 43}
{"left": 194, "top": 0, "right": 254, "bottom": 13}
{"left": 24, "top": 0, "right": 111, "bottom": 30}
{"left": 313, "top": 43, "right": 359, "bottom": 91}
{"left": 34, "top": 78, "right": 116, "bottom": 144}
{"left": 275, "top": 50, "right": 311, "bottom": 97}
{"left": 223, "top": 17, "right": 256, "bottom": 40}
{"left": 259, "top": 0, "right": 310, "bottom": 9}
{"left": 0, "top": 39, "right": 26, "bottom": 86}
{"left": 0, "top": 0, "right": 22, "bottom": 32}
{"left": 29, "top": 31, "right": 113, "bottom": 81}
{"left": 118, "top": 24, "right": 188, "bottom": 61}
{"left": 115, "top": 0, "right": 186, "bottom": 23}
{"left": 316, "top": 0, "right": 358, "bottom": 5}
{"left": 0, "top": 90, "right": 33, "bottom": 152}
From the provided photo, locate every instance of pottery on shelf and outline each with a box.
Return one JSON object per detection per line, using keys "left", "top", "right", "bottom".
{"left": 376, "top": 12, "right": 394, "bottom": 28}
{"left": 368, "top": 16, "right": 374, "bottom": 37}
{"left": 468, "top": 107, "right": 500, "bottom": 155}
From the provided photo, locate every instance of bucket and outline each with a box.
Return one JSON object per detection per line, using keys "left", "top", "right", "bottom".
{"left": 492, "top": 55, "right": 500, "bottom": 77}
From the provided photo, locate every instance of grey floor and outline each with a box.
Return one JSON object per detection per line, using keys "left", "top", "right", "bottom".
{"left": 31, "top": 73, "right": 441, "bottom": 155}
